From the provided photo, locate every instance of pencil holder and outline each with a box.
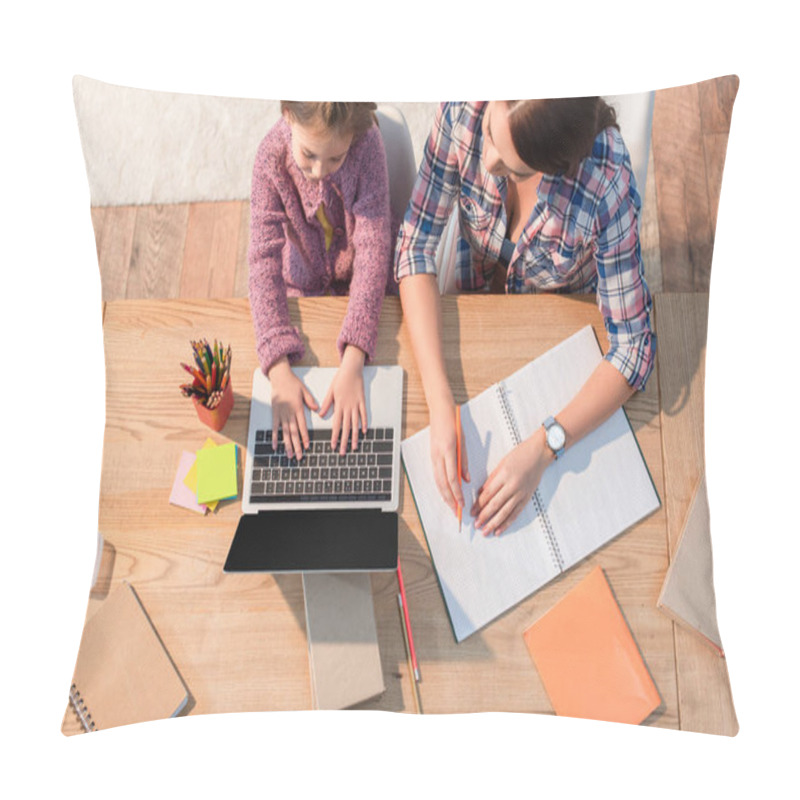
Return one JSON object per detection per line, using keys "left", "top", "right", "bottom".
{"left": 181, "top": 338, "right": 234, "bottom": 431}
{"left": 193, "top": 379, "right": 234, "bottom": 432}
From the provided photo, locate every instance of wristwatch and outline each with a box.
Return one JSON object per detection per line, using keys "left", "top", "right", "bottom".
{"left": 542, "top": 416, "right": 566, "bottom": 459}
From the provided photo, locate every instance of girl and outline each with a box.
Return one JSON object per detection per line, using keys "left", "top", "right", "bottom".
{"left": 396, "top": 99, "right": 655, "bottom": 535}
{"left": 249, "top": 101, "right": 393, "bottom": 461}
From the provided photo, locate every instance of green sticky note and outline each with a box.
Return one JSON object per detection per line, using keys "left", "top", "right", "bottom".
{"left": 196, "top": 442, "right": 239, "bottom": 505}
{"left": 184, "top": 438, "right": 220, "bottom": 511}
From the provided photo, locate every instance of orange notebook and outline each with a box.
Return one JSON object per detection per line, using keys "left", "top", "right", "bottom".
{"left": 523, "top": 566, "right": 661, "bottom": 725}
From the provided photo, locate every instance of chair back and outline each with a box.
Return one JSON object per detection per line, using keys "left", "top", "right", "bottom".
{"left": 604, "top": 91, "right": 655, "bottom": 193}
{"left": 375, "top": 105, "right": 418, "bottom": 224}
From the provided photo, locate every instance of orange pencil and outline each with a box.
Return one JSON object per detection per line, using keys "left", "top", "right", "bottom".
{"left": 455, "top": 404, "right": 463, "bottom": 531}
{"left": 181, "top": 362, "right": 205, "bottom": 385}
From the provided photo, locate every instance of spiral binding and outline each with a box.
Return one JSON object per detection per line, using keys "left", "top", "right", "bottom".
{"left": 495, "top": 382, "right": 522, "bottom": 446}
{"left": 69, "top": 683, "right": 96, "bottom": 732}
{"left": 495, "top": 382, "right": 563, "bottom": 573}
{"left": 531, "top": 490, "right": 564, "bottom": 572}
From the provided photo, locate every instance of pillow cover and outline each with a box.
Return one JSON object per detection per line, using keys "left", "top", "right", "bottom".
{"left": 64, "top": 75, "right": 739, "bottom": 736}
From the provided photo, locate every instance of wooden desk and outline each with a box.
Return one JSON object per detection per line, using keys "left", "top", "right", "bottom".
{"left": 63, "top": 293, "right": 736, "bottom": 735}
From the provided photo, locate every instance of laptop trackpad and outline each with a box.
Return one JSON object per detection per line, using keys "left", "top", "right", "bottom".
{"left": 223, "top": 510, "right": 398, "bottom": 573}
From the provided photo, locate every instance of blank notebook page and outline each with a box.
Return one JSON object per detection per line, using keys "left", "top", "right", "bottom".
{"left": 401, "top": 384, "right": 559, "bottom": 643}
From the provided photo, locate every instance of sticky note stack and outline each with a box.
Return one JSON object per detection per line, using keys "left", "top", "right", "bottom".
{"left": 169, "top": 451, "right": 209, "bottom": 514}
{"left": 195, "top": 440, "right": 239, "bottom": 505}
{"left": 170, "top": 438, "right": 239, "bottom": 513}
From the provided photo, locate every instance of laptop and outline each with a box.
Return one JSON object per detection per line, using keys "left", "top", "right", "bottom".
{"left": 223, "top": 365, "right": 403, "bottom": 573}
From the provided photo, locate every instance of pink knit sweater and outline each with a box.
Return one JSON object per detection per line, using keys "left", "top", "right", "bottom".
{"left": 248, "top": 118, "right": 393, "bottom": 374}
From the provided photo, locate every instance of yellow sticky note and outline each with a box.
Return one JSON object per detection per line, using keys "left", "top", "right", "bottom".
{"left": 196, "top": 442, "right": 239, "bottom": 505}
{"left": 184, "top": 438, "right": 220, "bottom": 511}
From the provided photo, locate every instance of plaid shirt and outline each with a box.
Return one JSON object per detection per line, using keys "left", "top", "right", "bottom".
{"left": 395, "top": 102, "right": 655, "bottom": 389}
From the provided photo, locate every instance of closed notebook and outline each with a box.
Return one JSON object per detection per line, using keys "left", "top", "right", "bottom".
{"left": 401, "top": 326, "right": 660, "bottom": 642}
{"left": 657, "top": 472, "right": 724, "bottom": 655}
{"left": 302, "top": 572, "right": 385, "bottom": 710}
{"left": 195, "top": 441, "right": 239, "bottom": 505}
{"left": 69, "top": 582, "right": 188, "bottom": 731}
{"left": 523, "top": 566, "right": 661, "bottom": 725}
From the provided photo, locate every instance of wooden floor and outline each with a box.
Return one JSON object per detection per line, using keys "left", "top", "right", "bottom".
{"left": 89, "top": 76, "right": 739, "bottom": 302}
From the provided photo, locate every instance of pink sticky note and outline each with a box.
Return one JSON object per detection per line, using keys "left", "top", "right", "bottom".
{"left": 170, "top": 451, "right": 209, "bottom": 514}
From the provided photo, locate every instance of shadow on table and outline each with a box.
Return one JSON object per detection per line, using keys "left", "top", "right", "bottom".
{"left": 654, "top": 292, "right": 709, "bottom": 423}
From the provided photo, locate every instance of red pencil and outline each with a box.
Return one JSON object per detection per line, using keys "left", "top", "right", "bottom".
{"left": 397, "top": 558, "right": 420, "bottom": 682}
{"left": 181, "top": 362, "right": 206, "bottom": 385}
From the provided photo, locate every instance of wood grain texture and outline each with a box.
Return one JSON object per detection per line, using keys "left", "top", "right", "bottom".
{"left": 91, "top": 205, "right": 137, "bottom": 301}
{"left": 233, "top": 201, "right": 251, "bottom": 298}
{"left": 180, "top": 201, "right": 241, "bottom": 298}
{"left": 655, "top": 293, "right": 708, "bottom": 553}
{"left": 127, "top": 204, "right": 187, "bottom": 299}
{"left": 652, "top": 76, "right": 738, "bottom": 292}
{"left": 703, "top": 132, "right": 730, "bottom": 240}
{"left": 654, "top": 292, "right": 738, "bottom": 735}
{"left": 652, "top": 83, "right": 714, "bottom": 291}
{"left": 640, "top": 145, "right": 662, "bottom": 293}
{"left": 698, "top": 75, "right": 740, "bottom": 133}
{"left": 64, "top": 295, "right": 708, "bottom": 732}
{"left": 699, "top": 76, "right": 738, "bottom": 275}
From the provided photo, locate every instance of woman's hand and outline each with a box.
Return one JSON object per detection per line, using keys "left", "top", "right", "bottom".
{"left": 471, "top": 428, "right": 553, "bottom": 536}
{"left": 268, "top": 357, "right": 319, "bottom": 459}
{"left": 429, "top": 401, "right": 470, "bottom": 517}
{"left": 319, "top": 345, "right": 367, "bottom": 454}
{"left": 398, "top": 274, "right": 469, "bottom": 516}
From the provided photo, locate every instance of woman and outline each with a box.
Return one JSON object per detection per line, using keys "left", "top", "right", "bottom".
{"left": 395, "top": 99, "right": 655, "bottom": 536}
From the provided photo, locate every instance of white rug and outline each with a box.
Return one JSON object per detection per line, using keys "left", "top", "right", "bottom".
{"left": 73, "top": 76, "right": 654, "bottom": 211}
{"left": 72, "top": 75, "right": 438, "bottom": 207}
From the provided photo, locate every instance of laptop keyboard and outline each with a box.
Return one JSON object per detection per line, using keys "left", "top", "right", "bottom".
{"left": 249, "top": 427, "right": 395, "bottom": 504}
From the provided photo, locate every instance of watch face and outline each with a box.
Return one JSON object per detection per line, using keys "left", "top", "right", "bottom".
{"left": 547, "top": 423, "right": 566, "bottom": 451}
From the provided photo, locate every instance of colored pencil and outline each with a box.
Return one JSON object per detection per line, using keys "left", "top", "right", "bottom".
{"left": 192, "top": 348, "right": 206, "bottom": 373}
{"left": 396, "top": 559, "right": 420, "bottom": 682}
{"left": 181, "top": 362, "right": 205, "bottom": 385}
{"left": 182, "top": 338, "right": 231, "bottom": 408}
{"left": 456, "top": 404, "right": 463, "bottom": 531}
{"left": 194, "top": 341, "right": 211, "bottom": 373}
{"left": 205, "top": 341, "right": 214, "bottom": 370}
{"left": 398, "top": 594, "right": 422, "bottom": 713}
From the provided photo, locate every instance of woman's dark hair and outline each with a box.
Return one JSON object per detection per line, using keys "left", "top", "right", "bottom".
{"left": 280, "top": 101, "right": 378, "bottom": 139}
{"left": 507, "top": 97, "right": 618, "bottom": 177}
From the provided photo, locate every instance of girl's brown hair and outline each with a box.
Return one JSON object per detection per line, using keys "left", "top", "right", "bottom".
{"left": 280, "top": 101, "right": 378, "bottom": 139}
{"left": 506, "top": 97, "right": 618, "bottom": 177}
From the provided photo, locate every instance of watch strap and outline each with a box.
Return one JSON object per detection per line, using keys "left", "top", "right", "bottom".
{"left": 543, "top": 416, "right": 565, "bottom": 459}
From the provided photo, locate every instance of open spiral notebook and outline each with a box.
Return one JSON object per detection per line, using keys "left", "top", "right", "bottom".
{"left": 401, "top": 326, "right": 661, "bottom": 642}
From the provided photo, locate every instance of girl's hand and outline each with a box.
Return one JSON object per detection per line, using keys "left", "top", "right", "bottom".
{"left": 471, "top": 428, "right": 553, "bottom": 536}
{"left": 268, "top": 357, "right": 319, "bottom": 459}
{"left": 429, "top": 401, "right": 470, "bottom": 517}
{"left": 319, "top": 345, "right": 367, "bottom": 454}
